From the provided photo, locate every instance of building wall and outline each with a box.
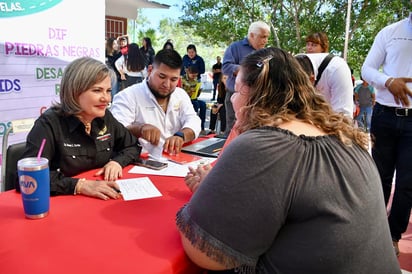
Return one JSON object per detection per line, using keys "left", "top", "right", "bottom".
{"left": 105, "top": 16, "right": 127, "bottom": 39}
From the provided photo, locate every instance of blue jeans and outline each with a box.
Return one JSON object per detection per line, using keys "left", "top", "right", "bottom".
{"left": 371, "top": 103, "right": 412, "bottom": 241}
{"left": 191, "top": 99, "right": 206, "bottom": 130}
{"left": 356, "top": 105, "right": 373, "bottom": 132}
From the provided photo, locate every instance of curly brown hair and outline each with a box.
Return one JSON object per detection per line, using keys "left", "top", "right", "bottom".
{"left": 235, "top": 47, "right": 369, "bottom": 150}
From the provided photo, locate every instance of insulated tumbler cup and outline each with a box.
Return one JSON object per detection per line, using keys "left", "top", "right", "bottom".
{"left": 17, "top": 157, "right": 50, "bottom": 219}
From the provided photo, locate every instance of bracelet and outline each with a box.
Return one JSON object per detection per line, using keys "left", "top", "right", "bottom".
{"left": 386, "top": 78, "right": 395, "bottom": 89}
{"left": 74, "top": 178, "right": 86, "bottom": 195}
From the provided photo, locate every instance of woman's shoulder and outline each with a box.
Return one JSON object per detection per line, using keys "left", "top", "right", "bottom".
{"left": 40, "top": 107, "right": 62, "bottom": 121}
{"left": 33, "top": 107, "right": 70, "bottom": 131}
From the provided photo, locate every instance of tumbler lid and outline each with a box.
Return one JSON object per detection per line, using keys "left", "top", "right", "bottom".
{"left": 18, "top": 157, "right": 49, "bottom": 171}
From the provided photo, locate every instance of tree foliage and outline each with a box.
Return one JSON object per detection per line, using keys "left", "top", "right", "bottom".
{"left": 179, "top": 0, "right": 411, "bottom": 74}
{"left": 127, "top": 14, "right": 227, "bottom": 69}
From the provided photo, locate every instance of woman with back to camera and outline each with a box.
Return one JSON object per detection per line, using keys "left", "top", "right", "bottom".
{"left": 176, "top": 47, "right": 400, "bottom": 273}
{"left": 21, "top": 57, "right": 141, "bottom": 200}
{"left": 115, "top": 43, "right": 147, "bottom": 89}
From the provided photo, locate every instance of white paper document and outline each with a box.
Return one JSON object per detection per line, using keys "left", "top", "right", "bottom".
{"left": 117, "top": 177, "right": 162, "bottom": 201}
{"left": 138, "top": 138, "right": 164, "bottom": 160}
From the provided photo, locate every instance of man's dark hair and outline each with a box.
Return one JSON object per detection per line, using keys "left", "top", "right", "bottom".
{"left": 187, "top": 65, "right": 199, "bottom": 74}
{"left": 295, "top": 55, "right": 314, "bottom": 77}
{"left": 153, "top": 49, "right": 182, "bottom": 69}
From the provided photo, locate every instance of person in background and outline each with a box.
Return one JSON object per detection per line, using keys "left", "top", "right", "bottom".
{"left": 211, "top": 56, "right": 222, "bottom": 101}
{"left": 354, "top": 76, "right": 375, "bottom": 132}
{"left": 181, "top": 44, "right": 205, "bottom": 82}
{"left": 115, "top": 43, "right": 147, "bottom": 89}
{"left": 21, "top": 57, "right": 141, "bottom": 200}
{"left": 305, "top": 31, "right": 329, "bottom": 53}
{"left": 304, "top": 31, "right": 353, "bottom": 117}
{"left": 163, "top": 40, "right": 174, "bottom": 50}
{"left": 111, "top": 49, "right": 201, "bottom": 156}
{"left": 294, "top": 54, "right": 315, "bottom": 85}
{"left": 105, "top": 37, "right": 122, "bottom": 97}
{"left": 361, "top": 3, "right": 412, "bottom": 256}
{"left": 350, "top": 68, "right": 356, "bottom": 86}
{"left": 181, "top": 65, "right": 207, "bottom": 135}
{"left": 222, "top": 21, "right": 271, "bottom": 137}
{"left": 117, "top": 34, "right": 129, "bottom": 55}
{"left": 209, "top": 74, "right": 227, "bottom": 134}
{"left": 177, "top": 47, "right": 400, "bottom": 274}
{"left": 140, "top": 37, "right": 155, "bottom": 68}
{"left": 304, "top": 52, "right": 354, "bottom": 117}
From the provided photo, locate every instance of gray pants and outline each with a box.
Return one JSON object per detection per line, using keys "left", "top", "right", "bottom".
{"left": 224, "top": 90, "right": 235, "bottom": 137}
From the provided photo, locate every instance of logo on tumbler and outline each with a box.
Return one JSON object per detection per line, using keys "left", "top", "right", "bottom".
{"left": 19, "top": 175, "right": 37, "bottom": 195}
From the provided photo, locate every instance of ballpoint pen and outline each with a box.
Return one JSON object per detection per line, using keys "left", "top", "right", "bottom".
{"left": 212, "top": 147, "right": 222, "bottom": 153}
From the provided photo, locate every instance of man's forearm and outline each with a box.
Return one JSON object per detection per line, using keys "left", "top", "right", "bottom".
{"left": 127, "top": 124, "right": 144, "bottom": 138}
{"left": 181, "top": 128, "right": 195, "bottom": 143}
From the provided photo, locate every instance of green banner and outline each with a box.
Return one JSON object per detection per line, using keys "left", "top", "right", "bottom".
{"left": 0, "top": 0, "right": 63, "bottom": 18}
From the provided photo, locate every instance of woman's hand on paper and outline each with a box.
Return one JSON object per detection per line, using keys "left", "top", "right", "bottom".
{"left": 79, "top": 179, "right": 121, "bottom": 200}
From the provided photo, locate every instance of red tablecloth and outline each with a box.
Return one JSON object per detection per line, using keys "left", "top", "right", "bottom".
{"left": 0, "top": 166, "right": 202, "bottom": 274}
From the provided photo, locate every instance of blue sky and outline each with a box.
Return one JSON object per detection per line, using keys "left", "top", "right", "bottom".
{"left": 140, "top": 1, "right": 183, "bottom": 28}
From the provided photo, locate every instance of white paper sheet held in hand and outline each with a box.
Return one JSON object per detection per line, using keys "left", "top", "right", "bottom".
{"left": 117, "top": 177, "right": 162, "bottom": 201}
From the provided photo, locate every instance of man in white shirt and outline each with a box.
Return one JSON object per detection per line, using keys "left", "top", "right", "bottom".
{"left": 305, "top": 53, "right": 354, "bottom": 118}
{"left": 111, "top": 49, "right": 201, "bottom": 156}
{"left": 361, "top": 5, "right": 412, "bottom": 257}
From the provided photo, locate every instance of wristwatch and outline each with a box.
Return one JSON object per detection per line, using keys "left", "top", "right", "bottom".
{"left": 173, "top": 131, "right": 185, "bottom": 142}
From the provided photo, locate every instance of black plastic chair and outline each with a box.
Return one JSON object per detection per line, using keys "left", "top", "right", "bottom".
{"left": 1, "top": 118, "right": 34, "bottom": 192}
{"left": 3, "top": 142, "right": 26, "bottom": 191}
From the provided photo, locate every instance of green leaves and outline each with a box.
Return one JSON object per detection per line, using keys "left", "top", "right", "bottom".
{"left": 179, "top": 0, "right": 411, "bottom": 74}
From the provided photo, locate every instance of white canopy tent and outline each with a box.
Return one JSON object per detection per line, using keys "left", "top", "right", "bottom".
{"left": 105, "top": 0, "right": 169, "bottom": 19}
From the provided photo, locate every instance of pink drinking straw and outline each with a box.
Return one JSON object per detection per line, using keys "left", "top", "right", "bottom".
{"left": 37, "top": 138, "right": 46, "bottom": 162}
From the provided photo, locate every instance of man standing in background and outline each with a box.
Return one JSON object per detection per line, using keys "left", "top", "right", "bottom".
{"left": 361, "top": 1, "right": 412, "bottom": 257}
{"left": 222, "top": 21, "right": 271, "bottom": 137}
{"left": 211, "top": 56, "right": 222, "bottom": 101}
{"left": 354, "top": 76, "right": 375, "bottom": 132}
